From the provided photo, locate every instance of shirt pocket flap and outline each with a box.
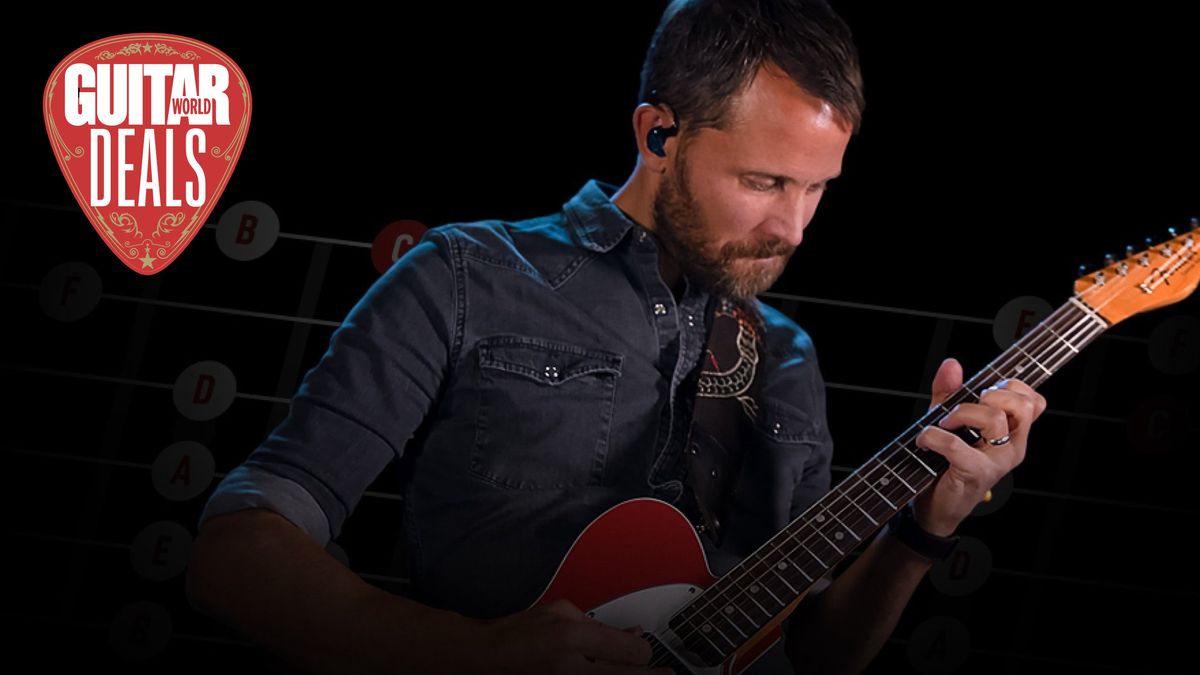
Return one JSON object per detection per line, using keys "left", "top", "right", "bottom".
{"left": 478, "top": 336, "right": 623, "bottom": 385}
{"left": 752, "top": 397, "right": 819, "bottom": 444}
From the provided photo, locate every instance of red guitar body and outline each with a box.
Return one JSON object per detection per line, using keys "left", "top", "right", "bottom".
{"left": 528, "top": 497, "right": 813, "bottom": 674}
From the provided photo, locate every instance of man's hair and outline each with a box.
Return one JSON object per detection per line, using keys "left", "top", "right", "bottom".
{"left": 638, "top": 0, "right": 865, "bottom": 138}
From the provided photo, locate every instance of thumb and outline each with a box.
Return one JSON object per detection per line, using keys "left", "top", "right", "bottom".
{"left": 928, "top": 357, "right": 963, "bottom": 412}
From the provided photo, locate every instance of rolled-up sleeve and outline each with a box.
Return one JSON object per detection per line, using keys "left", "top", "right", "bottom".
{"left": 196, "top": 227, "right": 458, "bottom": 547}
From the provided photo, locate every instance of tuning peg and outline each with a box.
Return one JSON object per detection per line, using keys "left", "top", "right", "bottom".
{"left": 1190, "top": 216, "right": 1198, "bottom": 231}
{"left": 1077, "top": 263, "right": 1089, "bottom": 278}
{"left": 1125, "top": 244, "right": 1135, "bottom": 255}
{"left": 1168, "top": 226, "right": 1178, "bottom": 238}
{"left": 1104, "top": 252, "right": 1115, "bottom": 265}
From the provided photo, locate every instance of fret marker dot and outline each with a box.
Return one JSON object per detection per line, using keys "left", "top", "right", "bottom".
{"left": 702, "top": 624, "right": 712, "bottom": 633}
{"left": 834, "top": 531, "right": 844, "bottom": 540}
{"left": 777, "top": 561, "right": 788, "bottom": 569}
{"left": 725, "top": 606, "right": 735, "bottom": 614}
{"left": 749, "top": 584, "right": 759, "bottom": 593}
{"left": 881, "top": 477, "right": 890, "bottom": 485}
{"left": 815, "top": 514, "right": 825, "bottom": 522}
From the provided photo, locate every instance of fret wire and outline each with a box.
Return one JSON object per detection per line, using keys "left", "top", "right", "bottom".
{"left": 719, "top": 549, "right": 798, "bottom": 627}
{"left": 719, "top": 616, "right": 749, "bottom": 640}
{"left": 862, "top": 477, "right": 898, "bottom": 510}
{"left": 745, "top": 587, "right": 771, "bottom": 615}
{"left": 758, "top": 576, "right": 785, "bottom": 606}
{"left": 880, "top": 433, "right": 934, "bottom": 491}
{"left": 844, "top": 490, "right": 880, "bottom": 526}
{"left": 758, "top": 528, "right": 822, "bottom": 584}
{"left": 1013, "top": 342, "right": 1053, "bottom": 376}
{"left": 1043, "top": 324, "right": 1080, "bottom": 354}
{"left": 1035, "top": 326, "right": 1102, "bottom": 387}
{"left": 1068, "top": 295, "right": 1108, "bottom": 329}
{"left": 876, "top": 452, "right": 924, "bottom": 491}
{"left": 813, "top": 527, "right": 845, "bottom": 556}
{"left": 729, "top": 594, "right": 770, "bottom": 626}
{"left": 699, "top": 613, "right": 737, "bottom": 652}
{"left": 693, "top": 627, "right": 723, "bottom": 653}
{"left": 1031, "top": 320, "right": 1106, "bottom": 388}
{"left": 794, "top": 533, "right": 828, "bottom": 569}
{"left": 713, "top": 589, "right": 761, "bottom": 636}
{"left": 667, "top": 296, "right": 1118, "bottom": 655}
{"left": 827, "top": 506, "right": 863, "bottom": 542}
{"left": 767, "top": 565, "right": 799, "bottom": 595}
{"left": 898, "top": 443, "right": 938, "bottom": 477}
{"left": 731, "top": 600, "right": 758, "bottom": 626}
{"left": 894, "top": 445, "right": 937, "bottom": 486}
{"left": 1016, "top": 312, "right": 1084, "bottom": 374}
{"left": 847, "top": 469, "right": 898, "bottom": 524}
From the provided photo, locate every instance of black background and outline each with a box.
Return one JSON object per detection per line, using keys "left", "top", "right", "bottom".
{"left": 3, "top": 2, "right": 1199, "bottom": 673}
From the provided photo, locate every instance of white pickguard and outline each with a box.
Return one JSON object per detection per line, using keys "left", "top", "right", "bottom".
{"left": 585, "top": 582, "right": 726, "bottom": 674}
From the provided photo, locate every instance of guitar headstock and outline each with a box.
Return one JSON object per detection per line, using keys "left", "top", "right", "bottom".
{"left": 1073, "top": 218, "right": 1199, "bottom": 326}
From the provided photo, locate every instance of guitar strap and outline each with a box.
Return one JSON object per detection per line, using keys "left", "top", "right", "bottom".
{"left": 681, "top": 294, "right": 767, "bottom": 548}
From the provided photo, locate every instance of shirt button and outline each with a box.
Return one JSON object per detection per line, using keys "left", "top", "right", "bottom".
{"left": 544, "top": 365, "right": 559, "bottom": 379}
{"left": 653, "top": 302, "right": 668, "bottom": 316}
{"left": 687, "top": 313, "right": 695, "bottom": 327}
{"left": 638, "top": 230, "right": 648, "bottom": 242}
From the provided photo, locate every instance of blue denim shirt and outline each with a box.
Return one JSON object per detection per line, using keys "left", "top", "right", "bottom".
{"left": 198, "top": 178, "right": 837, "bottom": 673}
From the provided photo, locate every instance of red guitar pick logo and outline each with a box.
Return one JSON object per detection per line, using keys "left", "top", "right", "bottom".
{"left": 43, "top": 33, "right": 252, "bottom": 274}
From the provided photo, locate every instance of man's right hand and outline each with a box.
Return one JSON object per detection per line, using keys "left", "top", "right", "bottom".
{"left": 458, "top": 598, "right": 675, "bottom": 674}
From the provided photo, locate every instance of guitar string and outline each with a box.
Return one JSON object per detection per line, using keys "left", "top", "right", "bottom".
{"left": 672, "top": 290, "right": 1112, "bottom": 653}
{"left": 655, "top": 238, "right": 1193, "bottom": 663}
{"left": 651, "top": 239, "right": 1193, "bottom": 665}
{"left": 663, "top": 232, "right": 1195, "bottom": 658}
{"left": 655, "top": 300, "right": 1106, "bottom": 663}
{"left": 652, "top": 286, "right": 1106, "bottom": 664}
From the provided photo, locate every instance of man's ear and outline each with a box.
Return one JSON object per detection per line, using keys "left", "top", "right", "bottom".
{"left": 633, "top": 102, "right": 677, "bottom": 166}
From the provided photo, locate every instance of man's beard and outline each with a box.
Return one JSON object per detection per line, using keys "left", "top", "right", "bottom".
{"left": 650, "top": 148, "right": 794, "bottom": 309}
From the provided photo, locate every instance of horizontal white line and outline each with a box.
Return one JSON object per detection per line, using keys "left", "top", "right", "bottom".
{"left": 0, "top": 364, "right": 290, "bottom": 404}
{"left": 5, "top": 529, "right": 129, "bottom": 549}
{"left": 7, "top": 445, "right": 1196, "bottom": 521}
{"left": 0, "top": 280, "right": 1154, "bottom": 345}
{"left": 759, "top": 290, "right": 1149, "bottom": 343}
{"left": 1, "top": 445, "right": 404, "bottom": 502}
{"left": 840, "top": 548, "right": 1198, "bottom": 601}
{"left": 0, "top": 364, "right": 1120, "bottom": 424}
{"left": 882, "top": 636, "right": 1173, "bottom": 674}
{"left": 0, "top": 198, "right": 373, "bottom": 249}
{"left": 9, "top": 525, "right": 1194, "bottom": 604}
{"left": 107, "top": 292, "right": 343, "bottom": 326}
{"left": 0, "top": 219, "right": 1153, "bottom": 346}
{"left": 0, "top": 609, "right": 1170, "bottom": 671}
{"left": 3, "top": 528, "right": 409, "bottom": 585}
{"left": 825, "top": 381, "right": 1125, "bottom": 424}
{"left": 990, "top": 565, "right": 1199, "bottom": 599}
{"left": 359, "top": 572, "right": 410, "bottom": 585}
{"left": 0, "top": 283, "right": 344, "bottom": 327}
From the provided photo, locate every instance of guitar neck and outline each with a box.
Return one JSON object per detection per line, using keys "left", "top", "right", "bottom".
{"left": 665, "top": 295, "right": 1112, "bottom": 666}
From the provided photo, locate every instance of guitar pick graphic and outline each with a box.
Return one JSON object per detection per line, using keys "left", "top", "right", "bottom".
{"left": 43, "top": 33, "right": 252, "bottom": 275}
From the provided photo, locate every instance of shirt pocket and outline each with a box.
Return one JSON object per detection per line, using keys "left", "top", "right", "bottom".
{"left": 751, "top": 396, "right": 820, "bottom": 445}
{"left": 470, "top": 334, "right": 624, "bottom": 490}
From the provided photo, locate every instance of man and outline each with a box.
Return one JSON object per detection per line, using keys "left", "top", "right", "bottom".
{"left": 187, "top": 1, "right": 1046, "bottom": 674}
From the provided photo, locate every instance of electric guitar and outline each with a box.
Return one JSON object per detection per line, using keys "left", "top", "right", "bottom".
{"left": 525, "top": 220, "right": 1199, "bottom": 674}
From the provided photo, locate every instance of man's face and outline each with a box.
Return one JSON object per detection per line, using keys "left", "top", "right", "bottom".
{"left": 650, "top": 63, "right": 853, "bottom": 306}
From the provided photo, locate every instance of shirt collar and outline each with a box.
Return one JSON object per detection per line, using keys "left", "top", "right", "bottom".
{"left": 562, "top": 178, "right": 759, "bottom": 332}
{"left": 564, "top": 178, "right": 642, "bottom": 253}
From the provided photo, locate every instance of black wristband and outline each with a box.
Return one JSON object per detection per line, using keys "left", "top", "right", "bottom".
{"left": 890, "top": 504, "right": 960, "bottom": 561}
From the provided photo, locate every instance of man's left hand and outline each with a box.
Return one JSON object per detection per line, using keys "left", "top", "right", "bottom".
{"left": 913, "top": 357, "right": 1047, "bottom": 536}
